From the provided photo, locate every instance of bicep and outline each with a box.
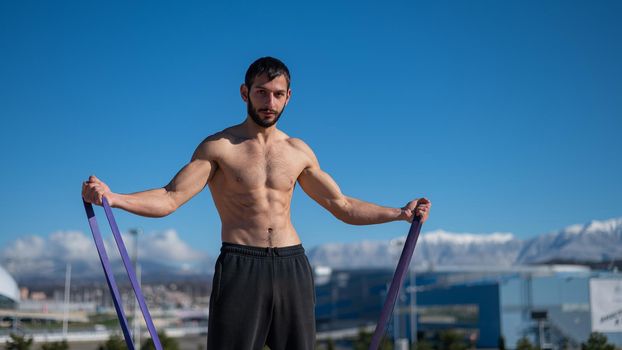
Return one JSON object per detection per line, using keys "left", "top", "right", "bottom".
{"left": 291, "top": 137, "right": 349, "bottom": 212}
{"left": 165, "top": 157, "right": 215, "bottom": 207}
{"left": 298, "top": 165, "right": 347, "bottom": 211}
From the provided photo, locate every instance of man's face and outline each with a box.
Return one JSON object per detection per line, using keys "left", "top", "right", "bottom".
{"left": 242, "top": 74, "right": 291, "bottom": 128}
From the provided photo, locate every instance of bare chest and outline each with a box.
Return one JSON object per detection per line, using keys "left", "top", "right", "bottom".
{"left": 215, "top": 143, "right": 305, "bottom": 191}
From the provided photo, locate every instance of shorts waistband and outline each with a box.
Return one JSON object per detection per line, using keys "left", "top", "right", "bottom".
{"left": 220, "top": 242, "right": 305, "bottom": 257}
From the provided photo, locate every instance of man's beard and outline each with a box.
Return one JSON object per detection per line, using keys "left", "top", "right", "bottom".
{"left": 248, "top": 99, "right": 284, "bottom": 128}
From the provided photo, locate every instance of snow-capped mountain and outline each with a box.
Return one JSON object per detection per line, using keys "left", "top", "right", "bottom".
{"left": 307, "top": 217, "right": 622, "bottom": 269}
{"left": 516, "top": 217, "right": 622, "bottom": 264}
{"left": 306, "top": 229, "right": 524, "bottom": 269}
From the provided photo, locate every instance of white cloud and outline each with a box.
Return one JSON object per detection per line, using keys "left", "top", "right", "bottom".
{"left": 50, "top": 230, "right": 103, "bottom": 262}
{"left": 122, "top": 229, "right": 207, "bottom": 263}
{"left": 0, "top": 229, "right": 209, "bottom": 277}
{"left": 1, "top": 235, "right": 47, "bottom": 260}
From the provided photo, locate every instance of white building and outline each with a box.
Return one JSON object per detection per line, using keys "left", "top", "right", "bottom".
{"left": 0, "top": 265, "right": 19, "bottom": 309}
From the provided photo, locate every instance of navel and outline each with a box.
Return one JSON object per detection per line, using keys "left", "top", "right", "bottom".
{"left": 267, "top": 227, "right": 274, "bottom": 247}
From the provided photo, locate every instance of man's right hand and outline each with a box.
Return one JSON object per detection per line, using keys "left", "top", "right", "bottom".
{"left": 82, "top": 175, "right": 113, "bottom": 206}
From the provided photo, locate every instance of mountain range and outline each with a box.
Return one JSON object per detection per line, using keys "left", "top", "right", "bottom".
{"left": 2, "top": 217, "right": 621, "bottom": 283}
{"left": 306, "top": 217, "right": 622, "bottom": 269}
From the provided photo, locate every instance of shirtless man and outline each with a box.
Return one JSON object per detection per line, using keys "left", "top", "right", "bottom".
{"left": 82, "top": 57, "right": 431, "bottom": 350}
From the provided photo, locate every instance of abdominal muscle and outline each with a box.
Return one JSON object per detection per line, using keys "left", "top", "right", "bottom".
{"left": 210, "top": 184, "right": 302, "bottom": 248}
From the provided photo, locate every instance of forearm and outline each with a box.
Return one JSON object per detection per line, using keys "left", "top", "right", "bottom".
{"left": 335, "top": 196, "right": 405, "bottom": 225}
{"left": 107, "top": 188, "right": 177, "bottom": 218}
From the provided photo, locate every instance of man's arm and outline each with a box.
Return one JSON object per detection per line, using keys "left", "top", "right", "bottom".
{"left": 82, "top": 141, "right": 217, "bottom": 218}
{"left": 294, "top": 140, "right": 430, "bottom": 225}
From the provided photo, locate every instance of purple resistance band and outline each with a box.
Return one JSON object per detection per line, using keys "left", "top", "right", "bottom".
{"left": 369, "top": 216, "right": 423, "bottom": 350}
{"left": 83, "top": 197, "right": 163, "bottom": 350}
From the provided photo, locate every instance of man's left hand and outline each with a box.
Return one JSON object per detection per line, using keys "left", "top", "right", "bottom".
{"left": 401, "top": 198, "right": 431, "bottom": 224}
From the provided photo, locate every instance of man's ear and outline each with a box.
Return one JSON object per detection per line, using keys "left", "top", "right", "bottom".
{"left": 240, "top": 84, "right": 249, "bottom": 102}
{"left": 285, "top": 88, "right": 292, "bottom": 105}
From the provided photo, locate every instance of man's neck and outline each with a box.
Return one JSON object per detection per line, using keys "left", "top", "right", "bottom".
{"left": 240, "top": 117, "right": 279, "bottom": 143}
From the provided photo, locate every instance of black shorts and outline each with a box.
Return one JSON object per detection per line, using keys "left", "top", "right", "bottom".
{"left": 207, "top": 243, "right": 316, "bottom": 350}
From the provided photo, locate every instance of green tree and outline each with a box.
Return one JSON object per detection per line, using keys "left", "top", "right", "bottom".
{"left": 314, "top": 339, "right": 335, "bottom": 350}
{"left": 516, "top": 336, "right": 536, "bottom": 350}
{"left": 439, "top": 330, "right": 467, "bottom": 350}
{"left": 40, "top": 340, "right": 69, "bottom": 350}
{"left": 498, "top": 336, "right": 506, "bottom": 350}
{"left": 140, "top": 332, "right": 179, "bottom": 350}
{"left": 97, "top": 334, "right": 127, "bottom": 350}
{"left": 353, "top": 328, "right": 372, "bottom": 350}
{"left": 581, "top": 332, "right": 615, "bottom": 350}
{"left": 412, "top": 339, "right": 434, "bottom": 350}
{"left": 559, "top": 336, "right": 569, "bottom": 350}
{"left": 5, "top": 334, "right": 33, "bottom": 350}
{"left": 352, "top": 328, "right": 393, "bottom": 350}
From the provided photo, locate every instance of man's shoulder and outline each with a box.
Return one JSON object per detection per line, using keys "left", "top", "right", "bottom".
{"left": 193, "top": 128, "right": 241, "bottom": 160}
{"left": 285, "top": 136, "right": 313, "bottom": 154}
{"left": 202, "top": 124, "right": 253, "bottom": 145}
{"left": 284, "top": 136, "right": 317, "bottom": 165}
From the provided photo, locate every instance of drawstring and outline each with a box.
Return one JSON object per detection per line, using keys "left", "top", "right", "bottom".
{"left": 266, "top": 247, "right": 281, "bottom": 256}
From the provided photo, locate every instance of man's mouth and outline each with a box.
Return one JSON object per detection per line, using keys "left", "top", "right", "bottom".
{"left": 260, "top": 110, "right": 277, "bottom": 116}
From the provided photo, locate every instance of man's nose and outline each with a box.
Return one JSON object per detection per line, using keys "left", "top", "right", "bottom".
{"left": 267, "top": 93, "right": 278, "bottom": 108}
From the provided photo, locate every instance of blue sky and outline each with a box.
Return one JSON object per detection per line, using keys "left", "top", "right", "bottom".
{"left": 1, "top": 0, "right": 621, "bottom": 257}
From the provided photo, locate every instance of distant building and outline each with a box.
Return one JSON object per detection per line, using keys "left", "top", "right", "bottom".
{"left": 313, "top": 265, "right": 622, "bottom": 349}
{"left": 0, "top": 265, "right": 19, "bottom": 309}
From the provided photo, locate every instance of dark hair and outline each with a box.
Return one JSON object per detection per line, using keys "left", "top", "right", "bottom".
{"left": 244, "top": 57, "right": 291, "bottom": 90}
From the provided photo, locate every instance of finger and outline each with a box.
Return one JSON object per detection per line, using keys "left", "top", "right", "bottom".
{"left": 85, "top": 184, "right": 95, "bottom": 196}
{"left": 91, "top": 183, "right": 102, "bottom": 190}
{"left": 92, "top": 186, "right": 106, "bottom": 197}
